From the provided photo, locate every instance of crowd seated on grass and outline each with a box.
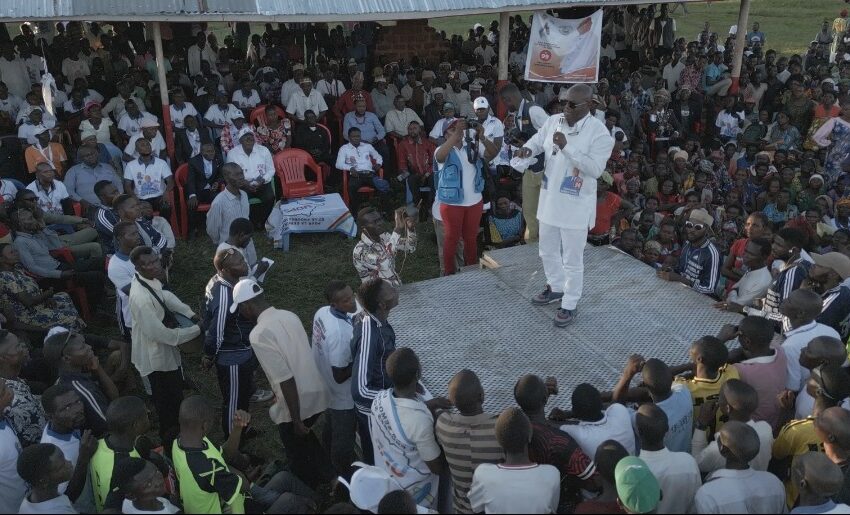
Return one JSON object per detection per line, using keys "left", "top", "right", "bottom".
{"left": 3, "top": 5, "right": 850, "bottom": 514}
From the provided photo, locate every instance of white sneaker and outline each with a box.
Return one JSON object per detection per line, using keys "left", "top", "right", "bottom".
{"left": 250, "top": 389, "right": 273, "bottom": 403}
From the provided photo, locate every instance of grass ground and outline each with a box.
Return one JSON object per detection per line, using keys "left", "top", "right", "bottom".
{"left": 428, "top": 0, "right": 840, "bottom": 56}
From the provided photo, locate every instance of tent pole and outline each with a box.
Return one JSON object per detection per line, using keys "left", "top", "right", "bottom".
{"left": 152, "top": 21, "right": 175, "bottom": 162}
{"left": 730, "top": 0, "right": 751, "bottom": 95}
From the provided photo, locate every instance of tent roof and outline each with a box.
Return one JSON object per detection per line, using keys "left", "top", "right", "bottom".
{"left": 0, "top": 0, "right": 706, "bottom": 23}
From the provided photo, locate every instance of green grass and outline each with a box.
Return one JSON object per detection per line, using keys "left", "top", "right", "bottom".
{"left": 428, "top": 0, "right": 839, "bottom": 56}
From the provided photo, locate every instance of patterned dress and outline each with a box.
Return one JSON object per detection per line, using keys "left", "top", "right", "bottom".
{"left": 4, "top": 378, "right": 46, "bottom": 447}
{"left": 813, "top": 116, "right": 850, "bottom": 181}
{"left": 0, "top": 267, "right": 85, "bottom": 331}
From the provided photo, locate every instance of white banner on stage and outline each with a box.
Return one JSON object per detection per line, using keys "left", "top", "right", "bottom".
{"left": 524, "top": 10, "right": 602, "bottom": 84}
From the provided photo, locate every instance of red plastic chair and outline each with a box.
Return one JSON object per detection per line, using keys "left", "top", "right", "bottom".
{"left": 250, "top": 105, "right": 287, "bottom": 128}
{"left": 174, "top": 163, "right": 213, "bottom": 239}
{"left": 273, "top": 149, "right": 324, "bottom": 200}
{"left": 341, "top": 166, "right": 385, "bottom": 207}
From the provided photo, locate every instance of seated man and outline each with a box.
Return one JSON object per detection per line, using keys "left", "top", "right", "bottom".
{"left": 292, "top": 110, "right": 332, "bottom": 176}
{"left": 286, "top": 76, "right": 328, "bottom": 122}
{"left": 26, "top": 162, "right": 72, "bottom": 217}
{"left": 336, "top": 127, "right": 388, "bottom": 215}
{"left": 9, "top": 206, "right": 105, "bottom": 308}
{"left": 15, "top": 188, "right": 102, "bottom": 256}
{"left": 122, "top": 118, "right": 167, "bottom": 162}
{"left": 24, "top": 126, "right": 68, "bottom": 176}
{"left": 114, "top": 195, "right": 169, "bottom": 255}
{"left": 139, "top": 201, "right": 175, "bottom": 250}
{"left": 226, "top": 130, "right": 275, "bottom": 228}
{"left": 343, "top": 98, "right": 389, "bottom": 165}
{"left": 174, "top": 113, "right": 213, "bottom": 166}
{"left": 658, "top": 208, "right": 722, "bottom": 297}
{"left": 16, "top": 443, "right": 77, "bottom": 514}
{"left": 395, "top": 121, "right": 436, "bottom": 209}
{"left": 185, "top": 142, "right": 223, "bottom": 238}
{"left": 352, "top": 206, "right": 416, "bottom": 288}
{"left": 63, "top": 146, "right": 124, "bottom": 218}
{"left": 384, "top": 95, "right": 424, "bottom": 139}
{"left": 122, "top": 138, "right": 174, "bottom": 222}
{"left": 92, "top": 180, "right": 121, "bottom": 255}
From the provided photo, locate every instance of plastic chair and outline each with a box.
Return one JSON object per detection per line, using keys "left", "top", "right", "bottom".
{"left": 273, "top": 149, "right": 324, "bottom": 199}
{"left": 250, "top": 105, "right": 287, "bottom": 128}
{"left": 174, "top": 163, "right": 213, "bottom": 239}
{"left": 341, "top": 166, "right": 385, "bottom": 207}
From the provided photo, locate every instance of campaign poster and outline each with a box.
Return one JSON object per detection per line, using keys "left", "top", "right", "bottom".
{"left": 525, "top": 10, "right": 602, "bottom": 83}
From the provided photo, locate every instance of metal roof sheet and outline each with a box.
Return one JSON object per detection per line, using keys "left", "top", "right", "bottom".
{"left": 0, "top": 0, "right": 706, "bottom": 22}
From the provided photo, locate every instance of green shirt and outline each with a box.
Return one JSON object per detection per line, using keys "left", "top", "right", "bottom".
{"left": 172, "top": 436, "right": 245, "bottom": 514}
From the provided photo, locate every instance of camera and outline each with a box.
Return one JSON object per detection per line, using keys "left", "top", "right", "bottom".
{"left": 466, "top": 117, "right": 481, "bottom": 129}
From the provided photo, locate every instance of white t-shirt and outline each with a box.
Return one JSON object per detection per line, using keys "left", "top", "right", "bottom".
{"left": 124, "top": 133, "right": 167, "bottom": 159}
{"left": 18, "top": 494, "right": 77, "bottom": 514}
{"left": 107, "top": 252, "right": 136, "bottom": 329}
{"left": 40, "top": 426, "right": 81, "bottom": 494}
{"left": 468, "top": 463, "right": 560, "bottom": 514}
{"left": 692, "top": 468, "right": 786, "bottom": 514}
{"left": 168, "top": 103, "right": 198, "bottom": 130}
{"left": 311, "top": 306, "right": 355, "bottom": 410}
{"left": 692, "top": 419, "right": 774, "bottom": 474}
{"left": 231, "top": 89, "right": 261, "bottom": 110}
{"left": 0, "top": 178, "right": 17, "bottom": 202}
{"left": 26, "top": 180, "right": 69, "bottom": 215}
{"left": 121, "top": 497, "right": 180, "bottom": 514}
{"left": 0, "top": 421, "right": 26, "bottom": 514}
{"left": 639, "top": 448, "right": 701, "bottom": 514}
{"left": 715, "top": 110, "right": 746, "bottom": 139}
{"left": 123, "top": 157, "right": 172, "bottom": 200}
{"left": 561, "top": 403, "right": 637, "bottom": 457}
{"left": 434, "top": 145, "right": 483, "bottom": 207}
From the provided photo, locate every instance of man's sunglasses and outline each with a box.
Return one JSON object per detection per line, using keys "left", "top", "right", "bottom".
{"left": 60, "top": 330, "right": 75, "bottom": 356}
{"left": 220, "top": 247, "right": 238, "bottom": 267}
{"left": 560, "top": 100, "right": 589, "bottom": 109}
{"left": 684, "top": 221, "right": 707, "bottom": 231}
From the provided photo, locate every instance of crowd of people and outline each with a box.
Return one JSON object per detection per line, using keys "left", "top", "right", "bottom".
{"left": 0, "top": 3, "right": 850, "bottom": 514}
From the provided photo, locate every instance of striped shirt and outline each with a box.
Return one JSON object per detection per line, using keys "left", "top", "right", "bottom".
{"left": 58, "top": 370, "right": 108, "bottom": 436}
{"left": 753, "top": 251, "right": 813, "bottom": 324}
{"left": 676, "top": 238, "right": 722, "bottom": 296}
{"left": 435, "top": 411, "right": 502, "bottom": 514}
{"left": 529, "top": 421, "right": 596, "bottom": 514}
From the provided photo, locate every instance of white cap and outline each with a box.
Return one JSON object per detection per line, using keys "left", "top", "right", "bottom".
{"left": 729, "top": 24, "right": 738, "bottom": 35}
{"left": 473, "top": 96, "right": 489, "bottom": 110}
{"left": 230, "top": 278, "right": 264, "bottom": 313}
{"left": 344, "top": 464, "right": 403, "bottom": 512}
{"left": 140, "top": 117, "right": 160, "bottom": 128}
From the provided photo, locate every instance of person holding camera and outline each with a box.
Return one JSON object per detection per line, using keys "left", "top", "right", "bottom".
{"left": 515, "top": 84, "right": 614, "bottom": 327}
{"left": 435, "top": 117, "right": 499, "bottom": 275}
{"left": 469, "top": 96, "right": 506, "bottom": 175}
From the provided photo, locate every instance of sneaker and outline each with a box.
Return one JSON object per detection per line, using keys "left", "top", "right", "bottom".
{"left": 554, "top": 308, "right": 577, "bottom": 328}
{"left": 250, "top": 389, "right": 274, "bottom": 403}
{"left": 531, "top": 285, "right": 564, "bottom": 305}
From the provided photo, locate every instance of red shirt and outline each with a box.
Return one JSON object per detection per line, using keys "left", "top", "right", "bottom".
{"left": 333, "top": 89, "right": 375, "bottom": 118}
{"left": 395, "top": 137, "right": 437, "bottom": 175}
{"left": 591, "top": 192, "right": 622, "bottom": 235}
{"left": 725, "top": 237, "right": 749, "bottom": 294}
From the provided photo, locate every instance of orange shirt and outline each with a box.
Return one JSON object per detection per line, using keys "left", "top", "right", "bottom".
{"left": 24, "top": 143, "right": 68, "bottom": 177}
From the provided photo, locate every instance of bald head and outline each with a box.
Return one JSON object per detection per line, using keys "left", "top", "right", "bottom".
{"left": 719, "top": 420, "right": 760, "bottom": 463}
{"left": 792, "top": 452, "right": 844, "bottom": 498}
{"left": 720, "top": 379, "right": 759, "bottom": 418}
{"left": 448, "top": 369, "right": 484, "bottom": 414}
{"left": 635, "top": 404, "right": 668, "bottom": 447}
{"left": 815, "top": 407, "right": 850, "bottom": 449}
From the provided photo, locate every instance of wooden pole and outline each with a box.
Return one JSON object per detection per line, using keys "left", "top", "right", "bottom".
{"left": 152, "top": 21, "right": 175, "bottom": 162}
{"left": 729, "top": 0, "right": 751, "bottom": 95}
{"left": 497, "top": 11, "right": 511, "bottom": 119}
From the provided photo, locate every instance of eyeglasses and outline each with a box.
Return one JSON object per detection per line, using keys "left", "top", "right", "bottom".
{"left": 811, "top": 365, "right": 837, "bottom": 400}
{"left": 220, "top": 248, "right": 238, "bottom": 267}
{"left": 684, "top": 221, "right": 707, "bottom": 231}
{"left": 561, "top": 100, "right": 589, "bottom": 109}
{"left": 59, "top": 330, "right": 74, "bottom": 356}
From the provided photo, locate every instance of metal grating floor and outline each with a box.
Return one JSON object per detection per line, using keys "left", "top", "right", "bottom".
{"left": 394, "top": 243, "right": 743, "bottom": 412}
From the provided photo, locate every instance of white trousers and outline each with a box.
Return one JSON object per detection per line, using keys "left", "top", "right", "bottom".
{"left": 538, "top": 222, "right": 588, "bottom": 310}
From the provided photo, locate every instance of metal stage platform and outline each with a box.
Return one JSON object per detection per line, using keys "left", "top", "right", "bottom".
{"left": 394, "top": 243, "right": 742, "bottom": 412}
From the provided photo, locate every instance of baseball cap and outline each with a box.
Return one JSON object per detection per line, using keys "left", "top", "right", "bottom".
{"left": 299, "top": 76, "right": 313, "bottom": 84}
{"left": 689, "top": 208, "right": 715, "bottom": 227}
{"left": 140, "top": 117, "right": 160, "bottom": 128}
{"left": 615, "top": 457, "right": 661, "bottom": 514}
{"left": 473, "top": 96, "right": 489, "bottom": 110}
{"left": 292, "top": 63, "right": 305, "bottom": 71}
{"left": 236, "top": 127, "right": 254, "bottom": 141}
{"left": 810, "top": 174, "right": 826, "bottom": 184}
{"left": 812, "top": 252, "right": 850, "bottom": 280}
{"left": 374, "top": 75, "right": 387, "bottom": 83}
{"left": 422, "top": 70, "right": 436, "bottom": 80}
{"left": 230, "top": 278, "right": 264, "bottom": 313}
{"left": 348, "top": 58, "right": 357, "bottom": 66}
{"left": 442, "top": 102, "right": 456, "bottom": 112}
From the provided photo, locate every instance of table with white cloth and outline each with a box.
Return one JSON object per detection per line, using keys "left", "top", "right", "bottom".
{"left": 265, "top": 193, "right": 358, "bottom": 251}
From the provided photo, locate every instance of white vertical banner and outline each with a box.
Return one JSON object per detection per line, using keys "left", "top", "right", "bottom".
{"left": 524, "top": 10, "right": 603, "bottom": 83}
